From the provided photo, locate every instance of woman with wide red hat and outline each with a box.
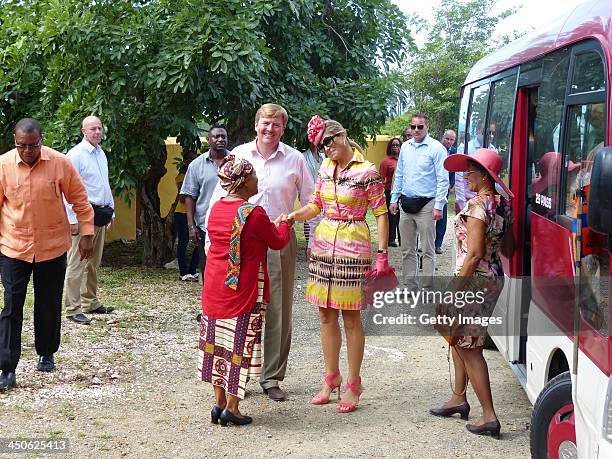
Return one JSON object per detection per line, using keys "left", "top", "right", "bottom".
{"left": 430, "top": 148, "right": 516, "bottom": 439}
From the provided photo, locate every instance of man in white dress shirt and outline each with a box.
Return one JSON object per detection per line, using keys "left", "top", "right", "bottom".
{"left": 206, "top": 103, "right": 315, "bottom": 400}
{"left": 64, "top": 116, "right": 115, "bottom": 325}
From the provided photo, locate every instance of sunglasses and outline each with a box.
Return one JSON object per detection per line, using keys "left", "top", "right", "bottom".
{"left": 410, "top": 124, "right": 425, "bottom": 130}
{"left": 319, "top": 132, "right": 342, "bottom": 149}
{"left": 464, "top": 169, "right": 480, "bottom": 176}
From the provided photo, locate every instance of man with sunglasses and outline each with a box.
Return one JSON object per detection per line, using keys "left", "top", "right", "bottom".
{"left": 0, "top": 118, "right": 94, "bottom": 390}
{"left": 205, "top": 103, "right": 314, "bottom": 401}
{"left": 389, "top": 113, "right": 449, "bottom": 291}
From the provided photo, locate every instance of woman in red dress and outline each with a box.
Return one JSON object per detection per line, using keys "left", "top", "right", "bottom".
{"left": 198, "top": 155, "right": 292, "bottom": 426}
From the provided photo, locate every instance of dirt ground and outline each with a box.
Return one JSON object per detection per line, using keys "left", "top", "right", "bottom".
{"left": 0, "top": 221, "right": 532, "bottom": 458}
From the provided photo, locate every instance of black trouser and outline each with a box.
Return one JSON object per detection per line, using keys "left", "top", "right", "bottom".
{"left": 435, "top": 190, "right": 451, "bottom": 249}
{"left": 0, "top": 253, "right": 66, "bottom": 372}
{"left": 385, "top": 190, "right": 400, "bottom": 244}
{"left": 435, "top": 203, "right": 448, "bottom": 249}
{"left": 196, "top": 228, "right": 207, "bottom": 275}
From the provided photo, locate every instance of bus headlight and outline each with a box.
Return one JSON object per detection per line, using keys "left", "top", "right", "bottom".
{"left": 605, "top": 377, "right": 612, "bottom": 442}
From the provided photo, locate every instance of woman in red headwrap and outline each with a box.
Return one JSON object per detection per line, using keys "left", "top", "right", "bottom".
{"left": 198, "top": 155, "right": 292, "bottom": 427}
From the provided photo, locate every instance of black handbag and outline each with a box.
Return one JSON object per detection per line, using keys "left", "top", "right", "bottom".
{"left": 399, "top": 195, "right": 433, "bottom": 214}
{"left": 92, "top": 204, "right": 114, "bottom": 227}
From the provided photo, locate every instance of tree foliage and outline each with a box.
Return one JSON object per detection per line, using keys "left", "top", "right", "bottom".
{"left": 385, "top": 0, "right": 517, "bottom": 138}
{"left": 0, "top": 0, "right": 411, "bottom": 265}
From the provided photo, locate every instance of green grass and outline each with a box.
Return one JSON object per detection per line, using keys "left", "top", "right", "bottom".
{"left": 58, "top": 402, "right": 75, "bottom": 419}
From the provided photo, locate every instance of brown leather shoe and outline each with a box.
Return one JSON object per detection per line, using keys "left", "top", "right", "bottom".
{"left": 263, "top": 386, "right": 287, "bottom": 401}
{"left": 429, "top": 402, "right": 470, "bottom": 420}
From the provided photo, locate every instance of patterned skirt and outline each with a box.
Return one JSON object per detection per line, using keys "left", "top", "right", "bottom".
{"left": 306, "top": 218, "right": 372, "bottom": 310}
{"left": 454, "top": 275, "right": 504, "bottom": 349}
{"left": 197, "top": 266, "right": 265, "bottom": 399}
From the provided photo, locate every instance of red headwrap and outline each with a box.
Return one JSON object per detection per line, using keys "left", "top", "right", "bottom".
{"left": 307, "top": 115, "right": 326, "bottom": 146}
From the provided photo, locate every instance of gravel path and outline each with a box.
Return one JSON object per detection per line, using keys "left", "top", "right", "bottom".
{"left": 0, "top": 221, "right": 532, "bottom": 458}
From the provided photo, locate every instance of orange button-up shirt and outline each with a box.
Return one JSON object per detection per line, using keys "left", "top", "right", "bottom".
{"left": 0, "top": 147, "right": 95, "bottom": 262}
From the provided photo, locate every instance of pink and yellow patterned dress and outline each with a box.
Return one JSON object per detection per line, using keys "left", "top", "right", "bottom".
{"left": 305, "top": 151, "right": 387, "bottom": 310}
{"left": 453, "top": 194, "right": 513, "bottom": 348}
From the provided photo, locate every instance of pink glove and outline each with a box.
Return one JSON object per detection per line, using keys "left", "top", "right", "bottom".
{"left": 375, "top": 252, "right": 390, "bottom": 272}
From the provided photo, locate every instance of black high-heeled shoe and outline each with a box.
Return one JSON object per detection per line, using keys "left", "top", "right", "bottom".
{"left": 429, "top": 402, "right": 470, "bottom": 420}
{"left": 211, "top": 405, "right": 223, "bottom": 424}
{"left": 219, "top": 409, "right": 253, "bottom": 426}
{"left": 466, "top": 419, "right": 501, "bottom": 439}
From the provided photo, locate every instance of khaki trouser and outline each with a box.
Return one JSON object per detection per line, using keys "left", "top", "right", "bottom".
{"left": 63, "top": 225, "right": 106, "bottom": 316}
{"left": 399, "top": 199, "right": 436, "bottom": 290}
{"left": 260, "top": 230, "right": 297, "bottom": 390}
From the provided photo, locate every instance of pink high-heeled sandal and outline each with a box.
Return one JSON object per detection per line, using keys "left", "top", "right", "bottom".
{"left": 310, "top": 369, "right": 342, "bottom": 405}
{"left": 336, "top": 377, "right": 362, "bottom": 413}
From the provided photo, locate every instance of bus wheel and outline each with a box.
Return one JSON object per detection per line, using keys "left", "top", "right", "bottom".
{"left": 530, "top": 372, "right": 577, "bottom": 459}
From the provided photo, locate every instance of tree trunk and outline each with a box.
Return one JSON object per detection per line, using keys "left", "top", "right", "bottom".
{"left": 139, "top": 144, "right": 176, "bottom": 267}
{"left": 227, "top": 110, "right": 256, "bottom": 148}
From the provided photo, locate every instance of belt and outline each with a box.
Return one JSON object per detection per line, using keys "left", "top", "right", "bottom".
{"left": 325, "top": 215, "right": 365, "bottom": 222}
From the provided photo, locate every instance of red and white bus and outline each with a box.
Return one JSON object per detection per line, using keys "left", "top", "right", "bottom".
{"left": 458, "top": 0, "right": 611, "bottom": 456}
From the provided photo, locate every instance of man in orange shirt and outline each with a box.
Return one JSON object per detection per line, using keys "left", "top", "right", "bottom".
{"left": 0, "top": 118, "right": 94, "bottom": 391}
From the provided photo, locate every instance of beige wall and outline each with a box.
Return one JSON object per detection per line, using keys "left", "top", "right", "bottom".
{"left": 105, "top": 190, "right": 137, "bottom": 242}
{"left": 160, "top": 139, "right": 184, "bottom": 218}
{"left": 106, "top": 138, "right": 184, "bottom": 242}
{"left": 364, "top": 135, "right": 392, "bottom": 169}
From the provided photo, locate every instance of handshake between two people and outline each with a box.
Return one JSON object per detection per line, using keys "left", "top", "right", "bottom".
{"left": 273, "top": 213, "right": 295, "bottom": 227}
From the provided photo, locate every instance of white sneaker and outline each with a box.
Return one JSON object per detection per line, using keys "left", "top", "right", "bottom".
{"left": 180, "top": 274, "right": 192, "bottom": 281}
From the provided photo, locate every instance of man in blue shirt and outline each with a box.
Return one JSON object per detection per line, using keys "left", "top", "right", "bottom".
{"left": 389, "top": 113, "right": 449, "bottom": 290}
{"left": 64, "top": 116, "right": 115, "bottom": 326}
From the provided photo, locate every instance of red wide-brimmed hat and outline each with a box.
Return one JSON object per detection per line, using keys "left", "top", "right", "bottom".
{"left": 444, "top": 148, "right": 514, "bottom": 199}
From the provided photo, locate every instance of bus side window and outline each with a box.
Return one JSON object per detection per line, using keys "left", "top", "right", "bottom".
{"left": 563, "top": 103, "right": 605, "bottom": 218}
{"left": 466, "top": 84, "right": 490, "bottom": 154}
{"left": 531, "top": 48, "right": 570, "bottom": 218}
{"left": 487, "top": 74, "right": 517, "bottom": 186}
{"left": 563, "top": 102, "right": 608, "bottom": 334}
{"left": 570, "top": 51, "right": 605, "bottom": 93}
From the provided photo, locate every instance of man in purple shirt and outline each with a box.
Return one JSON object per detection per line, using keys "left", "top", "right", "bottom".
{"left": 206, "top": 104, "right": 315, "bottom": 401}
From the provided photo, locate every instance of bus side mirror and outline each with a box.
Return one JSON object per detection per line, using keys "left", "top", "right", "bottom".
{"left": 588, "top": 147, "right": 612, "bottom": 234}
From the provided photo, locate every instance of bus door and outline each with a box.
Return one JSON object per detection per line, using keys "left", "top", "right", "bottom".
{"left": 518, "top": 84, "right": 539, "bottom": 365}
{"left": 558, "top": 41, "right": 609, "bottom": 380}
{"left": 558, "top": 42, "right": 609, "bottom": 442}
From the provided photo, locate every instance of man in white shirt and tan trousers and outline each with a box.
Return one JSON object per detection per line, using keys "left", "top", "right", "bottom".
{"left": 206, "top": 103, "right": 315, "bottom": 401}
{"left": 64, "top": 116, "right": 116, "bottom": 325}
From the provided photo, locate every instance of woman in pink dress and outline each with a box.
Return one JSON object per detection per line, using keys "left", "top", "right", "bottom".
{"left": 289, "top": 116, "right": 389, "bottom": 413}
